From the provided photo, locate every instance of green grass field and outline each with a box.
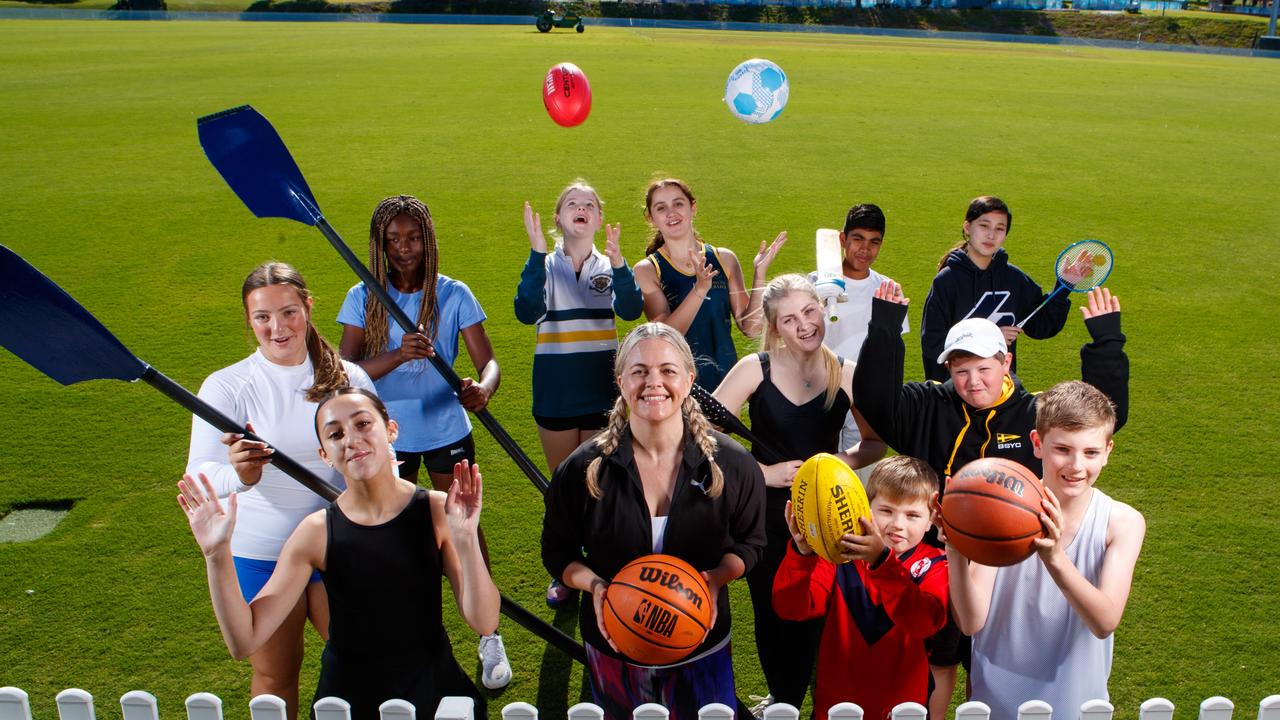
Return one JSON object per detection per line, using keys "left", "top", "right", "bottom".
{"left": 1, "top": 19, "right": 1278, "bottom": 720}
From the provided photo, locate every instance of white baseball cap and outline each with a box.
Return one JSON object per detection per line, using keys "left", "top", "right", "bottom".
{"left": 937, "top": 318, "right": 1008, "bottom": 364}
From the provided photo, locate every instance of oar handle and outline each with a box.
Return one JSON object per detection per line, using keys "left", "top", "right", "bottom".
{"left": 314, "top": 219, "right": 550, "bottom": 494}
{"left": 689, "top": 383, "right": 785, "bottom": 463}
{"left": 140, "top": 366, "right": 342, "bottom": 502}
{"left": 500, "top": 595, "right": 587, "bottom": 664}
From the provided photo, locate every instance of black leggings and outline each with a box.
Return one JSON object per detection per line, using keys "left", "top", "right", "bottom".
{"left": 745, "top": 487, "right": 825, "bottom": 706}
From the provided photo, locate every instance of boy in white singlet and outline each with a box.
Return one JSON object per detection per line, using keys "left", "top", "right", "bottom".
{"left": 945, "top": 380, "right": 1146, "bottom": 720}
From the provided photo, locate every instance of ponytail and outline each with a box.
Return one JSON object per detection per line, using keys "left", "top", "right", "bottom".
{"left": 303, "top": 324, "right": 350, "bottom": 402}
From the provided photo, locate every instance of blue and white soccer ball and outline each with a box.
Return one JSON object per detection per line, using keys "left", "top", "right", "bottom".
{"left": 723, "top": 58, "right": 789, "bottom": 124}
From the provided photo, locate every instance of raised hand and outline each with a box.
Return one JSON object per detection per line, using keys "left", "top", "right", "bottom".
{"left": 178, "top": 473, "right": 237, "bottom": 558}
{"left": 1059, "top": 248, "right": 1096, "bottom": 287}
{"left": 784, "top": 499, "right": 813, "bottom": 555}
{"left": 221, "top": 421, "right": 272, "bottom": 487}
{"left": 873, "top": 279, "right": 908, "bottom": 305}
{"left": 753, "top": 231, "right": 788, "bottom": 278}
{"left": 931, "top": 490, "right": 949, "bottom": 545}
{"left": 444, "top": 460, "right": 483, "bottom": 541}
{"left": 1080, "top": 287, "right": 1120, "bottom": 320}
{"left": 604, "top": 223, "right": 624, "bottom": 268}
{"left": 999, "top": 324, "right": 1024, "bottom": 344}
{"left": 690, "top": 246, "right": 720, "bottom": 297}
{"left": 524, "top": 201, "right": 547, "bottom": 254}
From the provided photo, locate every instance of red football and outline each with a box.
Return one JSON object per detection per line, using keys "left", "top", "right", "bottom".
{"left": 543, "top": 62, "right": 592, "bottom": 128}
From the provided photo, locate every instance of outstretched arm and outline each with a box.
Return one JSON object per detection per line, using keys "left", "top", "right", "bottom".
{"left": 1078, "top": 287, "right": 1128, "bottom": 432}
{"left": 725, "top": 233, "right": 787, "bottom": 338}
{"left": 437, "top": 461, "right": 500, "bottom": 636}
{"left": 606, "top": 224, "right": 644, "bottom": 321}
{"left": 935, "top": 493, "right": 998, "bottom": 635}
{"left": 178, "top": 473, "right": 317, "bottom": 659}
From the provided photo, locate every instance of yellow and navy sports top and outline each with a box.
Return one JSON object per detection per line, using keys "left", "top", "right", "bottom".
{"left": 648, "top": 244, "right": 737, "bottom": 391}
{"left": 514, "top": 247, "right": 643, "bottom": 418}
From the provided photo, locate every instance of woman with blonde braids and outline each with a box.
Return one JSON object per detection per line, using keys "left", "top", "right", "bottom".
{"left": 541, "top": 322, "right": 766, "bottom": 719}
{"left": 187, "top": 262, "right": 376, "bottom": 719}
{"left": 712, "top": 273, "right": 887, "bottom": 714}
{"left": 336, "top": 195, "right": 510, "bottom": 689}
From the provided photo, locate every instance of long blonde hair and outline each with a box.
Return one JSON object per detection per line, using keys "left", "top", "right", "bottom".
{"left": 760, "top": 274, "right": 843, "bottom": 412}
{"left": 585, "top": 323, "right": 725, "bottom": 500}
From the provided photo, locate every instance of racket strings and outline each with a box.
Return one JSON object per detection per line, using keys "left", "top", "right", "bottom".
{"left": 1055, "top": 240, "right": 1113, "bottom": 291}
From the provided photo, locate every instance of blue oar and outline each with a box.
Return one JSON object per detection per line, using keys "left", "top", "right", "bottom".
{"left": 0, "top": 245, "right": 587, "bottom": 666}
{"left": 197, "top": 105, "right": 550, "bottom": 494}
{"left": 0, "top": 244, "right": 342, "bottom": 501}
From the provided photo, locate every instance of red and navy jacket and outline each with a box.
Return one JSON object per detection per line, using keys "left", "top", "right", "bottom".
{"left": 773, "top": 541, "right": 948, "bottom": 720}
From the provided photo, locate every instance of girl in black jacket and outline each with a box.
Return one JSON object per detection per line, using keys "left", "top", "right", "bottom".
{"left": 542, "top": 322, "right": 766, "bottom": 720}
{"left": 920, "top": 196, "right": 1071, "bottom": 382}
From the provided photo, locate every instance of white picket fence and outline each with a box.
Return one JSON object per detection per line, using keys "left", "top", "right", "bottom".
{"left": 1, "top": 688, "right": 1278, "bottom": 720}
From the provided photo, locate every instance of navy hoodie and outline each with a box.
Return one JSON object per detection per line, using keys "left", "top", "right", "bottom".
{"left": 920, "top": 248, "right": 1070, "bottom": 382}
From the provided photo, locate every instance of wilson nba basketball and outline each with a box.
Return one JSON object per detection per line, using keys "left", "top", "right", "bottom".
{"left": 790, "top": 453, "right": 872, "bottom": 564}
{"left": 601, "top": 554, "right": 712, "bottom": 665}
{"left": 940, "top": 457, "right": 1047, "bottom": 566}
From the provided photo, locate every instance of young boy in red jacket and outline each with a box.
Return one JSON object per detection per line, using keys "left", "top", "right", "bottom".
{"left": 773, "top": 456, "right": 948, "bottom": 720}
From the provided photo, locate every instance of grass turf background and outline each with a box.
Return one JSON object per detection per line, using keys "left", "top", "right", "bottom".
{"left": 1, "top": 19, "right": 1279, "bottom": 720}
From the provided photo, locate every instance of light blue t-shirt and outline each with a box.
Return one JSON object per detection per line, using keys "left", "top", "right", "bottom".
{"left": 337, "top": 276, "right": 486, "bottom": 452}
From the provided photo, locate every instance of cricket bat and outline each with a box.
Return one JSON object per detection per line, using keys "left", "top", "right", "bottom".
{"left": 815, "top": 228, "right": 846, "bottom": 322}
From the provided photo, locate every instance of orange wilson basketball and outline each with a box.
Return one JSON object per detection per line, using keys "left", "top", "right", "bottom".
{"left": 940, "top": 457, "right": 1047, "bottom": 567}
{"left": 601, "top": 554, "right": 713, "bottom": 665}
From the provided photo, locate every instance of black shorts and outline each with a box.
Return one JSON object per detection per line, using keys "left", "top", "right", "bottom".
{"left": 533, "top": 411, "right": 610, "bottom": 433}
{"left": 398, "top": 435, "right": 476, "bottom": 477}
{"left": 927, "top": 611, "right": 972, "bottom": 669}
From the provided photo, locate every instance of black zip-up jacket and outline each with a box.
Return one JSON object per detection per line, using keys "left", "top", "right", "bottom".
{"left": 854, "top": 298, "right": 1128, "bottom": 488}
{"left": 920, "top": 248, "right": 1071, "bottom": 382}
{"left": 542, "top": 427, "right": 766, "bottom": 663}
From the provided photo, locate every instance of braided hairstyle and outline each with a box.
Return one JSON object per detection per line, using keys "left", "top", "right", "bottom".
{"left": 938, "top": 195, "right": 1012, "bottom": 270}
{"left": 585, "top": 322, "right": 725, "bottom": 500}
{"left": 642, "top": 178, "right": 701, "bottom": 256}
{"left": 362, "top": 195, "right": 440, "bottom": 360}
{"left": 760, "top": 274, "right": 843, "bottom": 412}
{"left": 241, "top": 262, "right": 349, "bottom": 402}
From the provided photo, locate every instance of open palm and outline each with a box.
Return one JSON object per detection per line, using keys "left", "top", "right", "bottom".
{"left": 177, "top": 473, "right": 236, "bottom": 557}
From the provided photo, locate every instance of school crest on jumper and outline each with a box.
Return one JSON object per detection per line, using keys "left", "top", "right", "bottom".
{"left": 589, "top": 273, "right": 613, "bottom": 294}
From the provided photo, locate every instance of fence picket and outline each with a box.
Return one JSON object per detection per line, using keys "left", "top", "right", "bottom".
{"left": 634, "top": 704, "right": 669, "bottom": 720}
{"left": 0, "top": 688, "right": 32, "bottom": 720}
{"left": 567, "top": 703, "right": 604, "bottom": 720}
{"left": 696, "top": 703, "right": 734, "bottom": 720}
{"left": 434, "top": 697, "right": 473, "bottom": 720}
{"left": 313, "top": 697, "right": 352, "bottom": 720}
{"left": 185, "top": 693, "right": 223, "bottom": 720}
{"left": 55, "top": 689, "right": 96, "bottom": 720}
{"left": 378, "top": 699, "right": 416, "bottom": 720}
{"left": 1019, "top": 700, "right": 1054, "bottom": 720}
{"left": 121, "top": 691, "right": 159, "bottom": 720}
{"left": 1080, "top": 699, "right": 1114, "bottom": 720}
{"left": 501, "top": 702, "right": 537, "bottom": 720}
{"left": 827, "top": 702, "right": 863, "bottom": 720}
{"left": 957, "top": 701, "right": 992, "bottom": 720}
{"left": 1141, "top": 699, "right": 1176, "bottom": 720}
{"left": 764, "top": 703, "right": 801, "bottom": 720}
{"left": 1200, "top": 698, "right": 1235, "bottom": 720}
{"left": 1257, "top": 697, "right": 1280, "bottom": 720}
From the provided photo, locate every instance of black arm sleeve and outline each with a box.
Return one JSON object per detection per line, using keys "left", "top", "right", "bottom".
{"left": 1080, "top": 312, "right": 1129, "bottom": 432}
{"left": 1020, "top": 275, "right": 1072, "bottom": 340}
{"left": 920, "top": 275, "right": 953, "bottom": 383}
{"left": 541, "top": 452, "right": 590, "bottom": 582}
{"left": 855, "top": 299, "right": 919, "bottom": 453}
{"left": 722, "top": 442, "right": 766, "bottom": 574}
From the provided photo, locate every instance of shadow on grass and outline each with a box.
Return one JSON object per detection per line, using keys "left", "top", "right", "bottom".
{"left": 534, "top": 600, "right": 591, "bottom": 716}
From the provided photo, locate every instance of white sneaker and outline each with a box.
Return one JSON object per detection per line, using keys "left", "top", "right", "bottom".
{"left": 748, "top": 694, "right": 774, "bottom": 719}
{"left": 478, "top": 633, "right": 512, "bottom": 689}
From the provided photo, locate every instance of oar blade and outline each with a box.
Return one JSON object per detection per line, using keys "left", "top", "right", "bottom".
{"left": 197, "top": 105, "right": 322, "bottom": 226}
{"left": 0, "top": 245, "right": 147, "bottom": 385}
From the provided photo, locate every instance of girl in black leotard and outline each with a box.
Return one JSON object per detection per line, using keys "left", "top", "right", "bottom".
{"left": 712, "top": 273, "right": 887, "bottom": 713}
{"left": 178, "top": 387, "right": 499, "bottom": 720}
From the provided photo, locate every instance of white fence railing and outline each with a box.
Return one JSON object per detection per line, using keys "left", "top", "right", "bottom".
{"left": 2, "top": 688, "right": 1278, "bottom": 720}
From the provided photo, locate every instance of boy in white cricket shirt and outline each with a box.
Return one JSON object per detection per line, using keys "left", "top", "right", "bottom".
{"left": 811, "top": 203, "right": 909, "bottom": 454}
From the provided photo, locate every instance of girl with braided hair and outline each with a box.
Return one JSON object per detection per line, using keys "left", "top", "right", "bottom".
{"left": 187, "top": 262, "right": 376, "bottom": 719}
{"left": 541, "top": 322, "right": 766, "bottom": 719}
{"left": 336, "top": 194, "right": 510, "bottom": 689}
{"left": 712, "top": 273, "right": 886, "bottom": 714}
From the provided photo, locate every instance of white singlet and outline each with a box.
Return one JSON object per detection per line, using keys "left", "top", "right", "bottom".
{"left": 971, "top": 488, "right": 1115, "bottom": 720}
{"left": 186, "top": 349, "right": 375, "bottom": 560}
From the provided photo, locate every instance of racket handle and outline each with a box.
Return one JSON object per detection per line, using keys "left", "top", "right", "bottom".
{"left": 1016, "top": 284, "right": 1065, "bottom": 329}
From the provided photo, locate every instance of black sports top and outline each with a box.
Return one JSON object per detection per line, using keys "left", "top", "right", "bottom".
{"left": 323, "top": 488, "right": 445, "bottom": 658}
{"left": 747, "top": 352, "right": 850, "bottom": 465}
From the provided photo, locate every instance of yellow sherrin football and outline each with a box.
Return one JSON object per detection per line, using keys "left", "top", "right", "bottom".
{"left": 790, "top": 453, "right": 872, "bottom": 564}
